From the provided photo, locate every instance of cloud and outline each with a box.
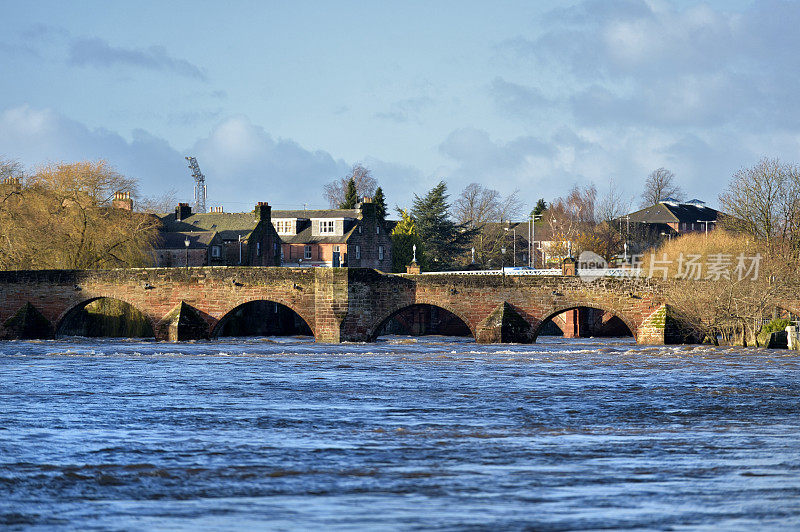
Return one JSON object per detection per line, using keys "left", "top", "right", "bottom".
{"left": 68, "top": 37, "right": 208, "bottom": 81}
{"left": 374, "top": 96, "right": 434, "bottom": 123}
{"left": 490, "top": 77, "right": 550, "bottom": 118}
{"left": 0, "top": 105, "right": 186, "bottom": 197}
{"left": 496, "top": 0, "right": 800, "bottom": 130}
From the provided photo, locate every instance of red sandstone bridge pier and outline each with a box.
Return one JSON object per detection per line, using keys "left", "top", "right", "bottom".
{"left": 0, "top": 267, "right": 672, "bottom": 343}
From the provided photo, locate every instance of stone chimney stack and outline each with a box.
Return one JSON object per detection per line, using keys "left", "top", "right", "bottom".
{"left": 111, "top": 191, "right": 133, "bottom": 211}
{"left": 0, "top": 177, "right": 22, "bottom": 190}
{"left": 357, "top": 197, "right": 376, "bottom": 217}
{"left": 175, "top": 203, "right": 192, "bottom": 221}
{"left": 255, "top": 202, "right": 271, "bottom": 222}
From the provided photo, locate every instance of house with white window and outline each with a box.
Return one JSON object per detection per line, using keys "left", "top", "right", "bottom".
{"left": 272, "top": 198, "right": 392, "bottom": 269}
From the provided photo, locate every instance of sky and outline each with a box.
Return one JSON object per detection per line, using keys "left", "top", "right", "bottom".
{"left": 1, "top": 0, "right": 798, "bottom": 213}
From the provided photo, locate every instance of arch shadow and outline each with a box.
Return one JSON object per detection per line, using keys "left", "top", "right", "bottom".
{"left": 369, "top": 303, "right": 474, "bottom": 341}
{"left": 211, "top": 299, "right": 314, "bottom": 339}
{"left": 532, "top": 305, "right": 635, "bottom": 342}
{"left": 55, "top": 297, "right": 155, "bottom": 339}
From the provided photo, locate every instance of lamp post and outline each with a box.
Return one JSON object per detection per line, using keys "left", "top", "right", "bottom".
{"left": 238, "top": 234, "right": 243, "bottom": 264}
{"left": 501, "top": 246, "right": 506, "bottom": 276}
{"left": 530, "top": 214, "right": 542, "bottom": 268}
{"left": 184, "top": 237, "right": 190, "bottom": 268}
{"left": 471, "top": 246, "right": 475, "bottom": 264}
{"left": 660, "top": 231, "right": 672, "bottom": 243}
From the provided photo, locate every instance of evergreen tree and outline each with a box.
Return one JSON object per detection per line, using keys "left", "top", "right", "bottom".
{"left": 533, "top": 198, "right": 547, "bottom": 217}
{"left": 339, "top": 178, "right": 358, "bottom": 209}
{"left": 410, "top": 181, "right": 475, "bottom": 271}
{"left": 373, "top": 187, "right": 387, "bottom": 219}
{"left": 391, "top": 209, "right": 421, "bottom": 272}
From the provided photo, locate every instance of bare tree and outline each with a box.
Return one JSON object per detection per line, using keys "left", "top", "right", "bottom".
{"left": 640, "top": 168, "right": 684, "bottom": 207}
{"left": 0, "top": 160, "right": 159, "bottom": 270}
{"left": 452, "top": 183, "right": 523, "bottom": 226}
{"left": 138, "top": 188, "right": 179, "bottom": 214}
{"left": 323, "top": 164, "right": 377, "bottom": 208}
{"left": 0, "top": 157, "right": 24, "bottom": 181}
{"left": 545, "top": 184, "right": 597, "bottom": 258}
{"left": 596, "top": 178, "right": 632, "bottom": 223}
{"left": 719, "top": 157, "right": 800, "bottom": 248}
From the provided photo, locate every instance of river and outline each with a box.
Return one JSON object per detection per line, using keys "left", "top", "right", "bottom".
{"left": 1, "top": 336, "right": 799, "bottom": 530}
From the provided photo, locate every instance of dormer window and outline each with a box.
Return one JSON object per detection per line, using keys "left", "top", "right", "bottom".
{"left": 275, "top": 220, "right": 293, "bottom": 234}
{"left": 320, "top": 220, "right": 334, "bottom": 234}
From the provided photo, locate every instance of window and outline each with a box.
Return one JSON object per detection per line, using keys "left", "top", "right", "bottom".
{"left": 358, "top": 224, "right": 362, "bottom": 234}
{"left": 333, "top": 245, "right": 340, "bottom": 253}
{"left": 355, "top": 245, "right": 361, "bottom": 259}
{"left": 376, "top": 225, "right": 380, "bottom": 234}
{"left": 304, "top": 245, "right": 312, "bottom": 259}
{"left": 256, "top": 242, "right": 261, "bottom": 256}
{"left": 320, "top": 220, "right": 334, "bottom": 234}
{"left": 211, "top": 245, "right": 221, "bottom": 258}
{"left": 378, "top": 245, "right": 385, "bottom": 260}
{"left": 275, "top": 220, "right": 293, "bottom": 234}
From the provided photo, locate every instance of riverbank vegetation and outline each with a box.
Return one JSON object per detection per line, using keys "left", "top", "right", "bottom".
{"left": 0, "top": 159, "right": 160, "bottom": 270}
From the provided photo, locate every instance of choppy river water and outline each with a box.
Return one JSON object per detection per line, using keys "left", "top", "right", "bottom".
{"left": 1, "top": 336, "right": 800, "bottom": 530}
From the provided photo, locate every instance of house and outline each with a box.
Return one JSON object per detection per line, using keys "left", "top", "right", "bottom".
{"left": 272, "top": 198, "right": 392, "bottom": 269}
{"left": 153, "top": 202, "right": 281, "bottom": 267}
{"left": 621, "top": 198, "right": 721, "bottom": 237}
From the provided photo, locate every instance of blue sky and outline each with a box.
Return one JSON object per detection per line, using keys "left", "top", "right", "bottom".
{"left": 1, "top": 0, "right": 798, "bottom": 212}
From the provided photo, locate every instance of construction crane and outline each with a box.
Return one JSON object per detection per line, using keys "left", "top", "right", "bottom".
{"left": 184, "top": 156, "right": 207, "bottom": 213}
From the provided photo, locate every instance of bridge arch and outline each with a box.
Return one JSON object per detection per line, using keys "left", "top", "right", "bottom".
{"left": 211, "top": 298, "right": 315, "bottom": 339}
{"left": 368, "top": 301, "right": 474, "bottom": 341}
{"left": 532, "top": 304, "right": 636, "bottom": 342}
{"left": 55, "top": 296, "right": 156, "bottom": 338}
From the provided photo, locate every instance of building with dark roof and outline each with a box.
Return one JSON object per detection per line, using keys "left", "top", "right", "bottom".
{"left": 622, "top": 198, "right": 721, "bottom": 236}
{"left": 272, "top": 198, "right": 392, "bottom": 269}
{"left": 154, "top": 202, "right": 280, "bottom": 267}
{"left": 152, "top": 198, "right": 392, "bottom": 269}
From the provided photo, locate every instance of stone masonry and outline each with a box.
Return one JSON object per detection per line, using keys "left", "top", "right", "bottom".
{"left": 0, "top": 267, "right": 669, "bottom": 343}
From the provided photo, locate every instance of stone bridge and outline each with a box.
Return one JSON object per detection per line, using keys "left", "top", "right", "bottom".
{"left": 0, "top": 267, "right": 672, "bottom": 344}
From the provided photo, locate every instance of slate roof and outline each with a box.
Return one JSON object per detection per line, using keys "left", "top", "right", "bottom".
{"left": 271, "top": 209, "right": 360, "bottom": 219}
{"left": 278, "top": 223, "right": 359, "bottom": 244}
{"left": 624, "top": 202, "right": 720, "bottom": 224}
{"left": 156, "top": 231, "right": 217, "bottom": 249}
{"left": 158, "top": 212, "right": 256, "bottom": 241}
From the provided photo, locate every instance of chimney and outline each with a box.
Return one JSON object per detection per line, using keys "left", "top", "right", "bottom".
{"left": 111, "top": 191, "right": 133, "bottom": 211}
{"left": 255, "top": 201, "right": 271, "bottom": 222}
{"left": 1, "top": 176, "right": 22, "bottom": 189}
{"left": 175, "top": 203, "right": 192, "bottom": 221}
{"left": 358, "top": 199, "right": 376, "bottom": 218}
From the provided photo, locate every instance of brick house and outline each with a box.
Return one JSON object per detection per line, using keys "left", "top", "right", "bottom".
{"left": 272, "top": 199, "right": 392, "bottom": 269}
{"left": 153, "top": 202, "right": 281, "bottom": 267}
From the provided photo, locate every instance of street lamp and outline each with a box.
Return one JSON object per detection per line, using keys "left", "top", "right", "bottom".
{"left": 184, "top": 236, "right": 190, "bottom": 268}
{"left": 660, "top": 231, "right": 672, "bottom": 243}
{"left": 471, "top": 246, "right": 475, "bottom": 264}
{"left": 501, "top": 246, "right": 506, "bottom": 276}
{"left": 530, "top": 214, "right": 542, "bottom": 268}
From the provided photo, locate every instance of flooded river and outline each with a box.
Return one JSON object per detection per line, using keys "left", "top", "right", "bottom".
{"left": 1, "top": 336, "right": 799, "bottom": 530}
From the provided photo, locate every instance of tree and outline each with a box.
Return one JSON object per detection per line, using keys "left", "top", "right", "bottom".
{"left": 532, "top": 198, "right": 547, "bottom": 217}
{"left": 640, "top": 168, "right": 684, "bottom": 207}
{"left": 0, "top": 157, "right": 23, "bottom": 182}
{"left": 452, "top": 183, "right": 522, "bottom": 226}
{"left": 596, "top": 178, "right": 631, "bottom": 223}
{"left": 0, "top": 160, "right": 159, "bottom": 270}
{"left": 391, "top": 209, "right": 421, "bottom": 272}
{"left": 411, "top": 181, "right": 475, "bottom": 271}
{"left": 373, "top": 186, "right": 387, "bottom": 219}
{"left": 340, "top": 178, "right": 358, "bottom": 209}
{"left": 324, "top": 163, "right": 377, "bottom": 208}
{"left": 719, "top": 157, "right": 800, "bottom": 249}
{"left": 545, "top": 184, "right": 597, "bottom": 258}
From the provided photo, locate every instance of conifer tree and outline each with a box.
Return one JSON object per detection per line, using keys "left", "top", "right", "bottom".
{"left": 410, "top": 181, "right": 475, "bottom": 270}
{"left": 339, "top": 178, "right": 358, "bottom": 209}
{"left": 373, "top": 187, "right": 387, "bottom": 219}
{"left": 391, "top": 209, "right": 421, "bottom": 272}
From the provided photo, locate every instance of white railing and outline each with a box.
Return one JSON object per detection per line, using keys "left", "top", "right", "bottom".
{"left": 420, "top": 267, "right": 642, "bottom": 277}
